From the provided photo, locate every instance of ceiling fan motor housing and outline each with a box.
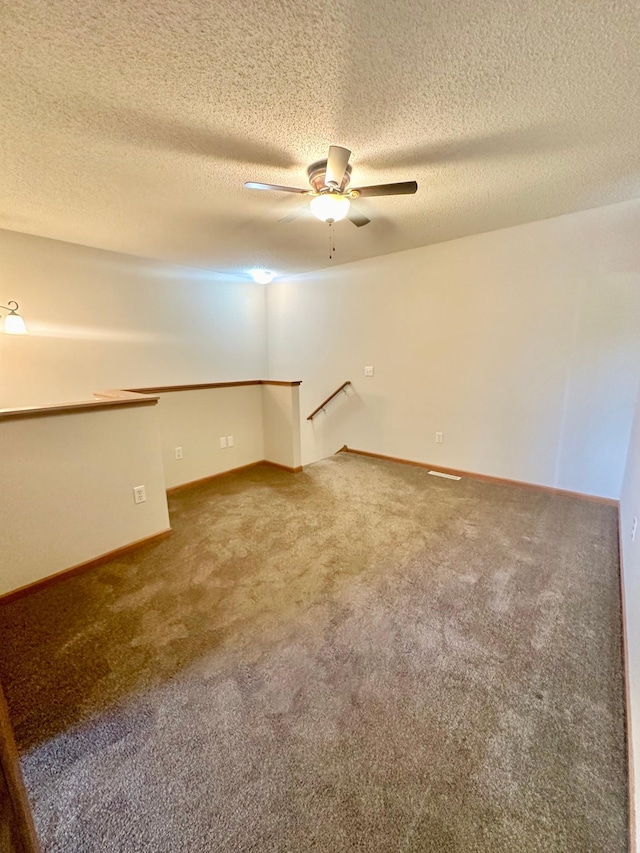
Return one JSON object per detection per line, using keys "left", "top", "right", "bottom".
{"left": 307, "top": 159, "right": 352, "bottom": 193}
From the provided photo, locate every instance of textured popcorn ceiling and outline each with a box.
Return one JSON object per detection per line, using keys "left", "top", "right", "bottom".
{"left": 1, "top": 0, "right": 640, "bottom": 276}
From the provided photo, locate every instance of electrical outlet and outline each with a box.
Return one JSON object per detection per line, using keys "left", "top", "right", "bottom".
{"left": 220, "top": 436, "right": 227, "bottom": 449}
{"left": 435, "top": 432, "right": 444, "bottom": 444}
{"left": 633, "top": 517, "right": 638, "bottom": 542}
{"left": 227, "top": 435, "right": 235, "bottom": 447}
{"left": 175, "top": 446, "right": 183, "bottom": 460}
{"left": 364, "top": 366, "right": 374, "bottom": 377}
{"left": 133, "top": 485, "right": 146, "bottom": 504}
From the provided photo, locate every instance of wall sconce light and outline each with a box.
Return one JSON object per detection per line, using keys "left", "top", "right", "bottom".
{"left": 1, "top": 301, "right": 28, "bottom": 335}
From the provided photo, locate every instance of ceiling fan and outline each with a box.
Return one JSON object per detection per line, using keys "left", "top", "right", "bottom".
{"left": 244, "top": 145, "right": 418, "bottom": 227}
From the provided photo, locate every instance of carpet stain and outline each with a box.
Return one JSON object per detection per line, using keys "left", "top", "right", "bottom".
{"left": 0, "top": 454, "right": 628, "bottom": 852}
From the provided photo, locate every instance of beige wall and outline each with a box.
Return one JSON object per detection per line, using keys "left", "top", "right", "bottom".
{"left": 267, "top": 199, "right": 640, "bottom": 499}
{"left": 261, "top": 384, "right": 302, "bottom": 470}
{"left": 157, "top": 384, "right": 303, "bottom": 488}
{"left": 6, "top": 205, "right": 639, "bottom": 499}
{"left": 0, "top": 383, "right": 306, "bottom": 596}
{"left": 156, "top": 386, "right": 265, "bottom": 489}
{"left": 0, "top": 404, "right": 170, "bottom": 596}
{"left": 0, "top": 229, "right": 268, "bottom": 408}
{"left": 621, "top": 381, "right": 640, "bottom": 850}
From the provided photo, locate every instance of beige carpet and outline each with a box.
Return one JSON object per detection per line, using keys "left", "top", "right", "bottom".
{"left": 0, "top": 453, "right": 628, "bottom": 851}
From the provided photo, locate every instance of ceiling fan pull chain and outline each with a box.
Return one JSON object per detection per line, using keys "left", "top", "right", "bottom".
{"left": 327, "top": 220, "right": 337, "bottom": 260}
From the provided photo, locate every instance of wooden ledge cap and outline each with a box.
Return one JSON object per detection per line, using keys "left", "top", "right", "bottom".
{"left": 128, "top": 380, "right": 302, "bottom": 393}
{"left": 0, "top": 389, "right": 159, "bottom": 422}
{"left": 0, "top": 380, "right": 302, "bottom": 421}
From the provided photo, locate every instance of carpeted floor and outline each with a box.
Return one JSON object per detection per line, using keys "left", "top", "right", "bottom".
{"left": 0, "top": 453, "right": 628, "bottom": 851}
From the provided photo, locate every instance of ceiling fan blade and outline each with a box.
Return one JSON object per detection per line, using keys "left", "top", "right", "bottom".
{"left": 244, "top": 182, "right": 308, "bottom": 193}
{"left": 347, "top": 208, "right": 371, "bottom": 227}
{"left": 325, "top": 146, "right": 351, "bottom": 187}
{"left": 352, "top": 180, "right": 418, "bottom": 197}
{"left": 279, "top": 203, "right": 310, "bottom": 224}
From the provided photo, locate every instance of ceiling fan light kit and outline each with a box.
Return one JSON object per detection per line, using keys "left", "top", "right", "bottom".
{"left": 310, "top": 193, "right": 351, "bottom": 223}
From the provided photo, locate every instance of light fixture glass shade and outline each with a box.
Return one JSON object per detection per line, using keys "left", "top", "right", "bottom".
{"left": 4, "top": 311, "right": 27, "bottom": 335}
{"left": 310, "top": 193, "right": 350, "bottom": 223}
{"left": 250, "top": 269, "right": 274, "bottom": 284}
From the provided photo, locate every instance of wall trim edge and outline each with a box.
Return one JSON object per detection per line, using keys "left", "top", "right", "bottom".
{"left": 166, "top": 461, "right": 265, "bottom": 493}
{"left": 618, "top": 518, "right": 637, "bottom": 852}
{"left": 340, "top": 446, "right": 619, "bottom": 506}
{"left": 0, "top": 529, "right": 173, "bottom": 607}
{"left": 166, "top": 460, "right": 303, "bottom": 494}
{"left": 262, "top": 461, "right": 304, "bottom": 474}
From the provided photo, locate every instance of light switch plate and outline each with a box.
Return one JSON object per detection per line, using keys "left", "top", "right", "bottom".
{"left": 364, "top": 366, "right": 374, "bottom": 377}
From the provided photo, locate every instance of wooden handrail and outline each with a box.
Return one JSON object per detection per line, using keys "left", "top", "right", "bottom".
{"left": 307, "top": 381, "right": 351, "bottom": 420}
